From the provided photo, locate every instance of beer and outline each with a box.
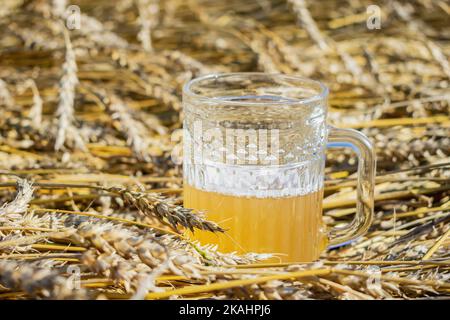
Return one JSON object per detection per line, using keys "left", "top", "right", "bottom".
{"left": 183, "top": 73, "right": 375, "bottom": 263}
{"left": 184, "top": 184, "right": 328, "bottom": 262}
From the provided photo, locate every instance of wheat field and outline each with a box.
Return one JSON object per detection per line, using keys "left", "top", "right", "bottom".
{"left": 0, "top": 0, "right": 449, "bottom": 300}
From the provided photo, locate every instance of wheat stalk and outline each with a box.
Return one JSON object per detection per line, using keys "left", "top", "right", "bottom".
{"left": 0, "top": 78, "right": 14, "bottom": 108}
{"left": 0, "top": 260, "right": 88, "bottom": 299}
{"left": 108, "top": 95, "right": 152, "bottom": 162}
{"left": 79, "top": 13, "right": 129, "bottom": 49}
{"left": 137, "top": 0, "right": 159, "bottom": 52}
{"left": 19, "top": 79, "right": 44, "bottom": 128}
{"left": 391, "top": 1, "right": 450, "bottom": 79}
{"left": 289, "top": 0, "right": 365, "bottom": 82}
{"left": 106, "top": 186, "right": 225, "bottom": 233}
{"left": 161, "top": 50, "right": 216, "bottom": 75}
{"left": 0, "top": 178, "right": 34, "bottom": 218}
{"left": 289, "top": 0, "right": 329, "bottom": 50}
{"left": 54, "top": 28, "right": 86, "bottom": 151}
{"left": 75, "top": 222, "right": 201, "bottom": 294}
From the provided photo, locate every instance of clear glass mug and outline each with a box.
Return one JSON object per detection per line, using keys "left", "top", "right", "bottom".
{"left": 182, "top": 73, "right": 376, "bottom": 262}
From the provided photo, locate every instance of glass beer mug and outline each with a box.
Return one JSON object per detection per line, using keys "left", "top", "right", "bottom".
{"left": 183, "top": 73, "right": 376, "bottom": 262}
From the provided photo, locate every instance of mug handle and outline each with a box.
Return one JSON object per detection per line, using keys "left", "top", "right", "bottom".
{"left": 326, "top": 125, "right": 376, "bottom": 248}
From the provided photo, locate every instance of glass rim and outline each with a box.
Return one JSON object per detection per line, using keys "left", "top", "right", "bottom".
{"left": 183, "top": 72, "right": 329, "bottom": 106}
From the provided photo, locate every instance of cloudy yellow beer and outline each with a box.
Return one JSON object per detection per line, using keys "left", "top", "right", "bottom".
{"left": 184, "top": 184, "right": 328, "bottom": 262}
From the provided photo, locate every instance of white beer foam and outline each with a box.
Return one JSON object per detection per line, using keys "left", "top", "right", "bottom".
{"left": 184, "top": 158, "right": 324, "bottom": 198}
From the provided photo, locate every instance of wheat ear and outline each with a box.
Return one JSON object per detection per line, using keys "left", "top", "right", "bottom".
{"left": 54, "top": 27, "right": 86, "bottom": 151}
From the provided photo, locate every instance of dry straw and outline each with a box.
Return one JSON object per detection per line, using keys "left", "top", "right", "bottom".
{"left": 0, "top": 0, "right": 448, "bottom": 300}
